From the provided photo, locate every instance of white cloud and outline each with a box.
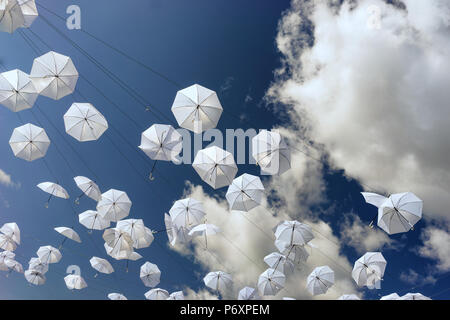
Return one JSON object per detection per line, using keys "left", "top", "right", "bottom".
{"left": 418, "top": 225, "right": 450, "bottom": 272}
{"left": 0, "top": 168, "right": 19, "bottom": 188}
{"left": 399, "top": 268, "right": 436, "bottom": 286}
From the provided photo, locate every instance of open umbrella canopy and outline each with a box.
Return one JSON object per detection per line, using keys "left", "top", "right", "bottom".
{"left": 89, "top": 256, "right": 114, "bottom": 274}
{"left": 306, "top": 266, "right": 334, "bottom": 296}
{"left": 275, "top": 241, "right": 310, "bottom": 264}
{"left": 352, "top": 252, "right": 387, "bottom": 287}
{"left": 64, "top": 103, "right": 108, "bottom": 142}
{"left": 37, "top": 182, "right": 69, "bottom": 199}
{"left": 252, "top": 130, "right": 291, "bottom": 176}
{"left": 64, "top": 274, "right": 87, "bottom": 290}
{"left": 0, "top": 222, "right": 20, "bottom": 245}
{"left": 380, "top": 293, "right": 400, "bottom": 300}
{"left": 97, "top": 189, "right": 132, "bottom": 222}
{"left": 140, "top": 261, "right": 161, "bottom": 288}
{"left": 17, "top": 0, "right": 38, "bottom": 27}
{"left": 226, "top": 173, "right": 265, "bottom": 212}
{"left": 0, "top": 69, "right": 37, "bottom": 112}
{"left": 338, "top": 294, "right": 361, "bottom": 300}
{"left": 188, "top": 223, "right": 220, "bottom": 238}
{"left": 203, "top": 271, "right": 232, "bottom": 291}
{"left": 238, "top": 287, "right": 260, "bottom": 300}
{"left": 274, "top": 220, "right": 314, "bottom": 247}
{"left": 169, "top": 198, "right": 205, "bottom": 229}
{"left": 24, "top": 269, "right": 46, "bottom": 285}
{"left": 263, "top": 252, "right": 294, "bottom": 275}
{"left": 9, "top": 123, "right": 50, "bottom": 161}
{"left": 399, "top": 293, "right": 431, "bottom": 300}
{"left": 193, "top": 146, "right": 238, "bottom": 189}
{"left": 54, "top": 227, "right": 81, "bottom": 243}
{"left": 139, "top": 124, "right": 182, "bottom": 162}
{"left": 5, "top": 258, "right": 23, "bottom": 273}
{"left": 167, "top": 291, "right": 184, "bottom": 300}
{"left": 360, "top": 192, "right": 388, "bottom": 208}
{"left": 104, "top": 243, "right": 141, "bottom": 261}
{"left": 28, "top": 257, "right": 48, "bottom": 274}
{"left": 116, "top": 219, "right": 154, "bottom": 249}
{"left": 36, "top": 245, "right": 62, "bottom": 264}
{"left": 0, "top": 234, "right": 17, "bottom": 251}
{"left": 145, "top": 288, "right": 169, "bottom": 300}
{"left": 0, "top": 251, "right": 15, "bottom": 271}
{"left": 102, "top": 228, "right": 133, "bottom": 258}
{"left": 73, "top": 176, "right": 101, "bottom": 202}
{"left": 0, "top": 0, "right": 24, "bottom": 33}
{"left": 171, "top": 84, "right": 223, "bottom": 133}
{"left": 108, "top": 293, "right": 127, "bottom": 300}
{"left": 30, "top": 51, "right": 79, "bottom": 100}
{"left": 78, "top": 210, "right": 110, "bottom": 231}
{"left": 257, "top": 268, "right": 285, "bottom": 296}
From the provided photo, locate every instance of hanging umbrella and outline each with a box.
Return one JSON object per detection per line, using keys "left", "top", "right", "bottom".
{"left": 171, "top": 84, "right": 223, "bottom": 133}
{"left": 361, "top": 192, "right": 388, "bottom": 208}
{"left": 257, "top": 268, "right": 285, "bottom": 296}
{"left": 102, "top": 228, "right": 133, "bottom": 258}
{"left": 252, "top": 130, "right": 290, "bottom": 175}
{"left": 97, "top": 189, "right": 132, "bottom": 222}
{"left": 193, "top": 146, "right": 238, "bottom": 189}
{"left": 0, "top": 222, "right": 20, "bottom": 245}
{"left": 89, "top": 256, "right": 114, "bottom": 276}
{"left": 140, "top": 261, "right": 161, "bottom": 288}
{"left": 188, "top": 223, "right": 220, "bottom": 248}
{"left": 169, "top": 198, "right": 205, "bottom": 229}
{"left": 145, "top": 288, "right": 169, "bottom": 300}
{"left": 226, "top": 174, "right": 264, "bottom": 212}
{"left": 203, "top": 271, "right": 232, "bottom": 291}
{"left": 104, "top": 243, "right": 141, "bottom": 261}
{"left": 238, "top": 287, "right": 260, "bottom": 300}
{"left": 64, "top": 103, "right": 108, "bottom": 142}
{"left": 116, "top": 219, "right": 154, "bottom": 249}
{"left": 54, "top": 227, "right": 81, "bottom": 246}
{"left": 377, "top": 192, "right": 423, "bottom": 235}
{"left": 306, "top": 266, "right": 334, "bottom": 296}
{"left": 30, "top": 51, "right": 79, "bottom": 100}
{"left": 0, "top": 69, "right": 38, "bottom": 112}
{"left": 275, "top": 241, "right": 310, "bottom": 264}
{"left": 5, "top": 259, "right": 23, "bottom": 273}
{"left": 0, "top": 234, "right": 17, "bottom": 251}
{"left": 380, "top": 293, "right": 400, "bottom": 300}
{"left": 37, "top": 245, "right": 62, "bottom": 264}
{"left": 108, "top": 293, "right": 127, "bottom": 300}
{"left": 0, "top": 251, "right": 15, "bottom": 271}
{"left": 79, "top": 210, "right": 110, "bottom": 232}
{"left": 9, "top": 123, "right": 50, "bottom": 161}
{"left": 37, "top": 182, "right": 69, "bottom": 208}
{"left": 338, "top": 294, "right": 361, "bottom": 300}
{"left": 274, "top": 220, "right": 314, "bottom": 246}
{"left": 28, "top": 257, "right": 48, "bottom": 274}
{"left": 167, "top": 291, "right": 184, "bottom": 300}
{"left": 18, "top": 0, "right": 38, "bottom": 28}
{"left": 139, "top": 124, "right": 182, "bottom": 162}
{"left": 164, "top": 213, "right": 190, "bottom": 246}
{"left": 73, "top": 176, "right": 101, "bottom": 203}
{"left": 263, "top": 252, "right": 294, "bottom": 275}
{"left": 64, "top": 274, "right": 87, "bottom": 290}
{"left": 0, "top": 0, "right": 24, "bottom": 33}
{"left": 24, "top": 269, "right": 46, "bottom": 285}
{"left": 400, "top": 293, "right": 431, "bottom": 300}
{"left": 352, "top": 252, "right": 387, "bottom": 287}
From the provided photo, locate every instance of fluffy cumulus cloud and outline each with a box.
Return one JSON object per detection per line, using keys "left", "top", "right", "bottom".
{"left": 418, "top": 225, "right": 450, "bottom": 273}
{"left": 0, "top": 169, "right": 14, "bottom": 187}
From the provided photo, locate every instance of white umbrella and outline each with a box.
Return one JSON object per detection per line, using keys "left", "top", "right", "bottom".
{"left": 0, "top": 222, "right": 20, "bottom": 245}
{"left": 188, "top": 223, "right": 220, "bottom": 248}
{"left": 102, "top": 228, "right": 133, "bottom": 258}
{"left": 361, "top": 192, "right": 388, "bottom": 208}
{"left": 37, "top": 182, "right": 69, "bottom": 208}
{"left": 64, "top": 103, "right": 108, "bottom": 142}
{"left": 17, "top": 0, "right": 38, "bottom": 28}
{"left": 275, "top": 242, "right": 310, "bottom": 264}
{"left": 73, "top": 176, "right": 101, "bottom": 203}
{"left": 399, "top": 293, "right": 431, "bottom": 300}
{"left": 274, "top": 221, "right": 314, "bottom": 246}
{"left": 139, "top": 124, "right": 182, "bottom": 162}
{"left": 79, "top": 210, "right": 110, "bottom": 232}
{"left": 252, "top": 130, "right": 290, "bottom": 175}
{"left": 0, "top": 69, "right": 38, "bottom": 112}
{"left": 64, "top": 274, "right": 87, "bottom": 290}
{"left": 203, "top": 271, "right": 232, "bottom": 291}
{"left": 140, "top": 261, "right": 161, "bottom": 288}
{"left": 54, "top": 227, "right": 82, "bottom": 246}
{"left": 9, "top": 123, "right": 50, "bottom": 161}
{"left": 104, "top": 243, "right": 141, "bottom": 261}
{"left": 145, "top": 288, "right": 169, "bottom": 300}
{"left": 0, "top": 234, "right": 17, "bottom": 251}
{"left": 257, "top": 268, "right": 285, "bottom": 296}
{"left": 28, "top": 257, "right": 48, "bottom": 274}
{"left": 380, "top": 293, "right": 400, "bottom": 300}
{"left": 226, "top": 174, "right": 264, "bottom": 212}
{"left": 352, "top": 252, "right": 386, "bottom": 287}
{"left": 30, "top": 51, "right": 79, "bottom": 100}
{"left": 169, "top": 198, "right": 205, "bottom": 229}
{"left": 338, "top": 294, "right": 361, "bottom": 300}
{"left": 108, "top": 293, "right": 127, "bottom": 300}
{"left": 167, "top": 291, "right": 184, "bottom": 300}
{"left": 24, "top": 269, "right": 46, "bottom": 285}
{"left": 193, "top": 146, "right": 238, "bottom": 189}
{"left": 378, "top": 192, "right": 423, "bottom": 235}
{"left": 5, "top": 258, "right": 23, "bottom": 273}
{"left": 116, "top": 219, "right": 154, "bottom": 249}
{"left": 164, "top": 213, "right": 192, "bottom": 247}
{"left": 263, "top": 252, "right": 294, "bottom": 275}
{"left": 238, "top": 287, "right": 260, "bottom": 300}
{"left": 97, "top": 189, "right": 132, "bottom": 222}
{"left": 0, "top": 0, "right": 24, "bottom": 33}
{"left": 0, "top": 251, "right": 15, "bottom": 271}
{"left": 306, "top": 266, "right": 334, "bottom": 296}
{"left": 171, "top": 84, "right": 223, "bottom": 133}
{"left": 37, "top": 245, "right": 62, "bottom": 264}
{"left": 89, "top": 256, "right": 114, "bottom": 275}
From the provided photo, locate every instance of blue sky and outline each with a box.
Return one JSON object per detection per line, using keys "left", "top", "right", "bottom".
{"left": 0, "top": 0, "right": 449, "bottom": 300}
